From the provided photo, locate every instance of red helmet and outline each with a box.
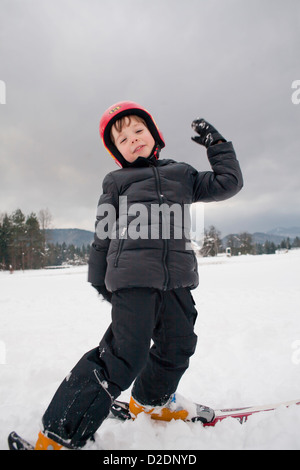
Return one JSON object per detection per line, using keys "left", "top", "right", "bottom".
{"left": 99, "top": 101, "right": 165, "bottom": 167}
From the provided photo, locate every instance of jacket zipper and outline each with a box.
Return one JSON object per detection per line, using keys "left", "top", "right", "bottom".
{"left": 151, "top": 164, "right": 169, "bottom": 290}
{"left": 114, "top": 226, "right": 127, "bottom": 267}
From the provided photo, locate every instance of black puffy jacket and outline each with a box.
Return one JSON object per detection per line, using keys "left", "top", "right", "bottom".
{"left": 88, "top": 141, "right": 243, "bottom": 292}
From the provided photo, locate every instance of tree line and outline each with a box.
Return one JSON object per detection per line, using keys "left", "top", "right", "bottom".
{"left": 196, "top": 225, "right": 300, "bottom": 257}
{"left": 0, "top": 209, "right": 90, "bottom": 271}
{"left": 1, "top": 210, "right": 300, "bottom": 271}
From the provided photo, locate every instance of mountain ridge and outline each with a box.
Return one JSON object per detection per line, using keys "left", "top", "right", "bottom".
{"left": 45, "top": 226, "right": 300, "bottom": 247}
{"left": 45, "top": 228, "right": 94, "bottom": 247}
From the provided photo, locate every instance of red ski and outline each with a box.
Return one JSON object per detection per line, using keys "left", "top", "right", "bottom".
{"left": 8, "top": 398, "right": 300, "bottom": 449}
{"left": 203, "top": 398, "right": 300, "bottom": 426}
{"left": 110, "top": 398, "right": 300, "bottom": 426}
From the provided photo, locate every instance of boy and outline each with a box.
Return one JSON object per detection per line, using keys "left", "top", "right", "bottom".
{"left": 34, "top": 101, "right": 243, "bottom": 450}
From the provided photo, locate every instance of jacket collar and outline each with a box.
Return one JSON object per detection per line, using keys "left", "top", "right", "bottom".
{"left": 125, "top": 144, "right": 161, "bottom": 168}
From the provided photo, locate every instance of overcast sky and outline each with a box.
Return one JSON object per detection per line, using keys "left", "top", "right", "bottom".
{"left": 1, "top": 0, "right": 300, "bottom": 236}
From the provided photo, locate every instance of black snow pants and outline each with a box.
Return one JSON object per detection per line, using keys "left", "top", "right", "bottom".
{"left": 42, "top": 287, "right": 198, "bottom": 448}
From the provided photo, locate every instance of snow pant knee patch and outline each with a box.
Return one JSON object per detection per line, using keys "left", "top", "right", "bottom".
{"left": 42, "top": 348, "right": 120, "bottom": 448}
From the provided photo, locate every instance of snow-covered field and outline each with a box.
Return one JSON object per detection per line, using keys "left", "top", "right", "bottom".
{"left": 1, "top": 251, "right": 300, "bottom": 450}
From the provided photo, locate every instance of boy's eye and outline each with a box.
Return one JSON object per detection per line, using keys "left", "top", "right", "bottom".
{"left": 120, "top": 137, "right": 127, "bottom": 144}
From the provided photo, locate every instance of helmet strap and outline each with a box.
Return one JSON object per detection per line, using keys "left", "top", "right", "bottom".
{"left": 152, "top": 144, "right": 161, "bottom": 160}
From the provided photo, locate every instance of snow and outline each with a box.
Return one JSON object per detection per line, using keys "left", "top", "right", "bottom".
{"left": 1, "top": 251, "right": 300, "bottom": 450}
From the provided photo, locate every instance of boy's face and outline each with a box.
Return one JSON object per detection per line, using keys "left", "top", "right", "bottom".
{"left": 111, "top": 116, "right": 155, "bottom": 164}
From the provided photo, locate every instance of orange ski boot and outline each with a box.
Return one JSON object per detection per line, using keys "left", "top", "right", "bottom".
{"left": 130, "top": 394, "right": 188, "bottom": 421}
{"left": 35, "top": 431, "right": 63, "bottom": 450}
{"left": 129, "top": 393, "right": 215, "bottom": 423}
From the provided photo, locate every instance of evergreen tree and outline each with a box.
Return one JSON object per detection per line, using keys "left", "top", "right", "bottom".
{"left": 238, "top": 232, "right": 254, "bottom": 255}
{"left": 24, "top": 213, "right": 45, "bottom": 269}
{"left": 226, "top": 234, "right": 240, "bottom": 256}
{"left": 280, "top": 238, "right": 291, "bottom": 250}
{"left": 10, "top": 209, "right": 26, "bottom": 270}
{"left": 264, "top": 240, "right": 276, "bottom": 254}
{"left": 292, "top": 236, "right": 300, "bottom": 248}
{"left": 0, "top": 213, "right": 13, "bottom": 269}
{"left": 253, "top": 243, "right": 264, "bottom": 255}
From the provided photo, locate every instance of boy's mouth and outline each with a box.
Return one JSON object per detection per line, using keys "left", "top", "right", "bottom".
{"left": 134, "top": 145, "right": 145, "bottom": 154}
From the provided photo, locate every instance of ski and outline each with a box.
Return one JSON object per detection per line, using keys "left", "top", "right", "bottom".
{"left": 110, "top": 398, "right": 300, "bottom": 426}
{"left": 8, "top": 398, "right": 300, "bottom": 449}
{"left": 8, "top": 431, "right": 35, "bottom": 450}
{"left": 205, "top": 398, "right": 300, "bottom": 426}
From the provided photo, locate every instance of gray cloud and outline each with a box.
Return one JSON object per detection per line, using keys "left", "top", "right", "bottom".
{"left": 1, "top": 0, "right": 300, "bottom": 236}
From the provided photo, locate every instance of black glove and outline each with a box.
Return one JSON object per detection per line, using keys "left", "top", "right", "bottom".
{"left": 92, "top": 285, "right": 112, "bottom": 303}
{"left": 191, "top": 118, "right": 226, "bottom": 148}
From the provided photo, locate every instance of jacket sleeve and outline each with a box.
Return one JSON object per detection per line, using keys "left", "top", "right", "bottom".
{"left": 87, "top": 173, "right": 118, "bottom": 287}
{"left": 192, "top": 141, "right": 243, "bottom": 202}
